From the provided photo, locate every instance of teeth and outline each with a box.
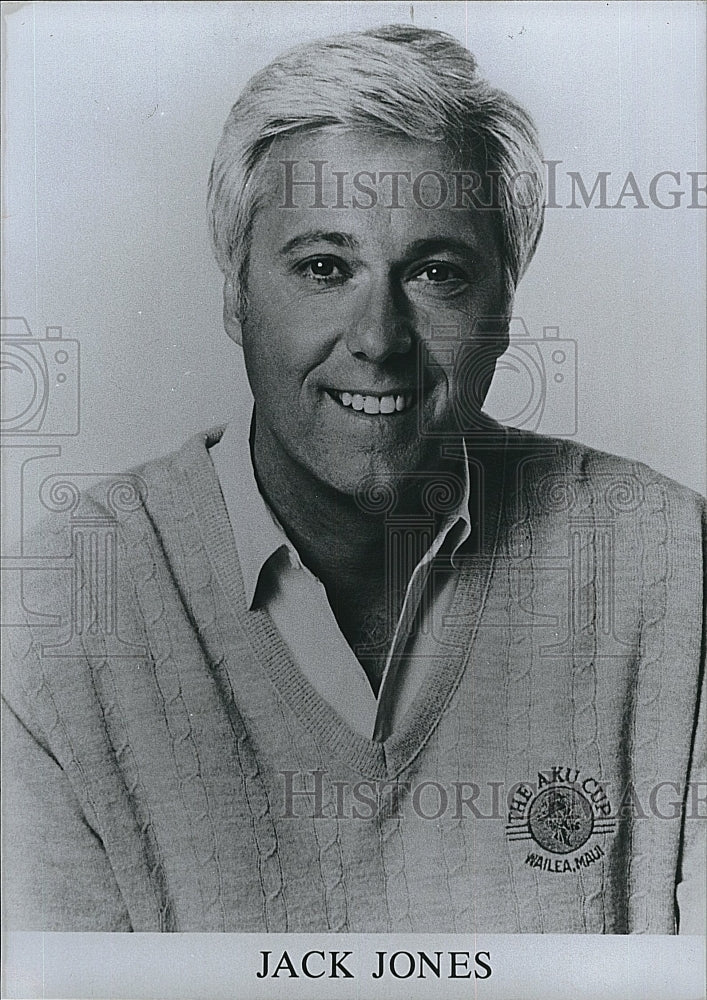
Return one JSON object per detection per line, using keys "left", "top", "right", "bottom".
{"left": 334, "top": 391, "right": 413, "bottom": 414}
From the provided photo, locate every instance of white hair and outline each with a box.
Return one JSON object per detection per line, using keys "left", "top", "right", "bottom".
{"left": 208, "top": 24, "right": 545, "bottom": 315}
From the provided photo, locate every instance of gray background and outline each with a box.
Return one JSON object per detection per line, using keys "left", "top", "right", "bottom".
{"left": 2, "top": 0, "right": 705, "bottom": 500}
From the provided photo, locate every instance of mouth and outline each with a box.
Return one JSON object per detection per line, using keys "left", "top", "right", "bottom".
{"left": 327, "top": 389, "right": 416, "bottom": 416}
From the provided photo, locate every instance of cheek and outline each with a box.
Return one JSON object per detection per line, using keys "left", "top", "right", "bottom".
{"left": 241, "top": 293, "right": 292, "bottom": 367}
{"left": 243, "top": 292, "right": 344, "bottom": 382}
{"left": 240, "top": 314, "right": 320, "bottom": 408}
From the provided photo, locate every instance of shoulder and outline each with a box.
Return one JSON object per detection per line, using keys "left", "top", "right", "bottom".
{"left": 498, "top": 425, "right": 705, "bottom": 531}
{"left": 1, "top": 428, "right": 226, "bottom": 717}
{"left": 20, "top": 426, "right": 225, "bottom": 538}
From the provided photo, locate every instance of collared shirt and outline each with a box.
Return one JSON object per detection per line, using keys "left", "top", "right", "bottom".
{"left": 210, "top": 400, "right": 472, "bottom": 741}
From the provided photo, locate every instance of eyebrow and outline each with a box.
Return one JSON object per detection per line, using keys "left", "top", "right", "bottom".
{"left": 404, "top": 237, "right": 480, "bottom": 259}
{"left": 277, "top": 232, "right": 482, "bottom": 260}
{"left": 278, "top": 231, "right": 360, "bottom": 256}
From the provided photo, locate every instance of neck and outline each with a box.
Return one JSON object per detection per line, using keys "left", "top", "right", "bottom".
{"left": 250, "top": 415, "right": 463, "bottom": 584}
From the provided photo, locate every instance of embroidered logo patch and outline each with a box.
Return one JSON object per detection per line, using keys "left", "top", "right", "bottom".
{"left": 505, "top": 766, "right": 617, "bottom": 873}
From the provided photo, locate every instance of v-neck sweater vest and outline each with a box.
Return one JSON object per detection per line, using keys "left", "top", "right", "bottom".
{"left": 3, "top": 426, "right": 705, "bottom": 933}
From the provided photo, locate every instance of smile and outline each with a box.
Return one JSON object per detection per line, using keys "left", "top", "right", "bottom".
{"left": 329, "top": 390, "right": 415, "bottom": 415}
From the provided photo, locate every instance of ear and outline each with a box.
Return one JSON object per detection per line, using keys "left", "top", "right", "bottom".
{"left": 223, "top": 274, "right": 243, "bottom": 345}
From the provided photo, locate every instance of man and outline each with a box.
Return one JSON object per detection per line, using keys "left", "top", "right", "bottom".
{"left": 3, "top": 24, "right": 704, "bottom": 933}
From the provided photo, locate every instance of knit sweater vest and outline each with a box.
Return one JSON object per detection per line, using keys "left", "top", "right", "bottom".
{"left": 2, "top": 426, "right": 705, "bottom": 933}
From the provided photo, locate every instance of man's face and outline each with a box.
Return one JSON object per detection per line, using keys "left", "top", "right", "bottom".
{"left": 235, "top": 130, "right": 507, "bottom": 496}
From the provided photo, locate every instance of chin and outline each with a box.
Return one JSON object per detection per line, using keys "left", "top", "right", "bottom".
{"left": 312, "top": 444, "right": 440, "bottom": 506}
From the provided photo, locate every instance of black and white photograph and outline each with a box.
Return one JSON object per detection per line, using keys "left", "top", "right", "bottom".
{"left": 1, "top": 2, "right": 705, "bottom": 997}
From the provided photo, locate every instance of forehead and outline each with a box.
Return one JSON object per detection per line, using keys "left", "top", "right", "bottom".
{"left": 252, "top": 129, "right": 501, "bottom": 258}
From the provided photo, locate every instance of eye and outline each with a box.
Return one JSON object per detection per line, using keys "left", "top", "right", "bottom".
{"left": 297, "top": 256, "right": 349, "bottom": 284}
{"left": 413, "top": 262, "right": 464, "bottom": 284}
{"left": 408, "top": 260, "right": 470, "bottom": 298}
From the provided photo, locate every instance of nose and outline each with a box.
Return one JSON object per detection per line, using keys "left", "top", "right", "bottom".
{"left": 345, "top": 275, "right": 413, "bottom": 362}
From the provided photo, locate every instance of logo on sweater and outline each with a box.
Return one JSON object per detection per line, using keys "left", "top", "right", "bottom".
{"left": 505, "top": 766, "right": 617, "bottom": 873}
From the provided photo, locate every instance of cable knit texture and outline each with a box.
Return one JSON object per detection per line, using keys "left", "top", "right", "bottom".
{"left": 2, "top": 426, "right": 705, "bottom": 933}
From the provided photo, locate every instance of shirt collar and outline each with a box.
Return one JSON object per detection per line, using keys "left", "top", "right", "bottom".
{"left": 209, "top": 403, "right": 473, "bottom": 610}
{"left": 209, "top": 399, "right": 294, "bottom": 609}
{"left": 427, "top": 445, "right": 472, "bottom": 568}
